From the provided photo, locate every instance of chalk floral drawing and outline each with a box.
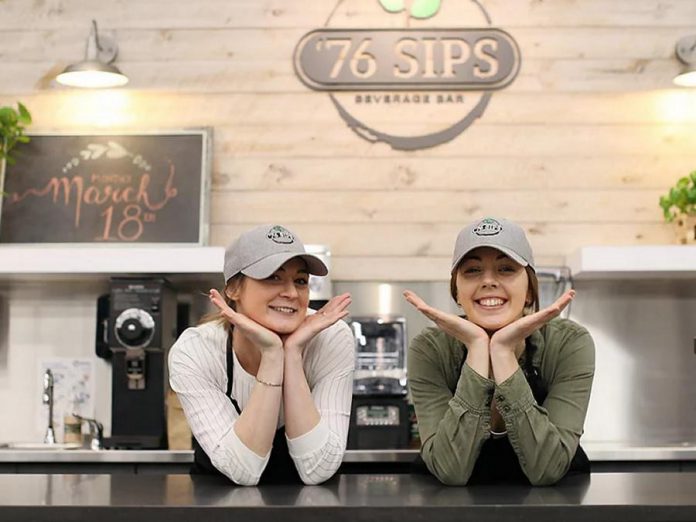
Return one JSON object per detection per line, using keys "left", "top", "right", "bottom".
{"left": 64, "top": 141, "right": 151, "bottom": 174}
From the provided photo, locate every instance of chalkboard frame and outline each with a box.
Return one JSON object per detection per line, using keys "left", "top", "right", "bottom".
{"left": 0, "top": 128, "right": 212, "bottom": 246}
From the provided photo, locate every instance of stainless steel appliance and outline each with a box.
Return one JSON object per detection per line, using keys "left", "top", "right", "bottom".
{"left": 347, "top": 316, "right": 410, "bottom": 449}
{"left": 306, "top": 244, "right": 332, "bottom": 309}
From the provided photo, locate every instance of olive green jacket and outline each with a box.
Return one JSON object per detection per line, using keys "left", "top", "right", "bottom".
{"left": 408, "top": 318, "right": 595, "bottom": 486}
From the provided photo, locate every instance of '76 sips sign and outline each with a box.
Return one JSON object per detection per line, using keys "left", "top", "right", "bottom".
{"left": 295, "top": 29, "right": 518, "bottom": 91}
{"left": 292, "top": 0, "right": 521, "bottom": 151}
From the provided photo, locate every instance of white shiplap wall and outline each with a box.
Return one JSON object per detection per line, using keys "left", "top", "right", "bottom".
{"left": 1, "top": 0, "right": 695, "bottom": 278}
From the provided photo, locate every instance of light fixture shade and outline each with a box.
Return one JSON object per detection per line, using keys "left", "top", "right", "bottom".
{"left": 56, "top": 60, "right": 129, "bottom": 88}
{"left": 55, "top": 20, "right": 129, "bottom": 89}
{"left": 674, "top": 35, "right": 696, "bottom": 88}
{"left": 673, "top": 66, "right": 696, "bottom": 88}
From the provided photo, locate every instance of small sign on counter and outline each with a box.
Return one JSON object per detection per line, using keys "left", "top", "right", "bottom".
{"left": 37, "top": 358, "right": 95, "bottom": 444}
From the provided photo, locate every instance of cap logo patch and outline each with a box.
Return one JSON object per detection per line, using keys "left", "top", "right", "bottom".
{"left": 267, "top": 225, "right": 294, "bottom": 244}
{"left": 473, "top": 218, "right": 503, "bottom": 236}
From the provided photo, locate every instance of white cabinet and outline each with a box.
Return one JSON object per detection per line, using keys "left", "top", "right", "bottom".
{"left": 567, "top": 246, "right": 696, "bottom": 279}
{"left": 0, "top": 246, "right": 224, "bottom": 278}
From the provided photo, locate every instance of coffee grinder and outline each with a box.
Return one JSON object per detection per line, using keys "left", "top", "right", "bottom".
{"left": 347, "top": 316, "right": 410, "bottom": 449}
{"left": 104, "top": 277, "right": 177, "bottom": 449}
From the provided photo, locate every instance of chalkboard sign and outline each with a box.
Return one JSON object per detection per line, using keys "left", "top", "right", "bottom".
{"left": 0, "top": 130, "right": 211, "bottom": 244}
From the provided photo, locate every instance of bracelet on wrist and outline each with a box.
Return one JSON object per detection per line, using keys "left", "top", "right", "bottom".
{"left": 255, "top": 376, "right": 282, "bottom": 387}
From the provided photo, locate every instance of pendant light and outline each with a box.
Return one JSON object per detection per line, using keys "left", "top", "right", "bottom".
{"left": 56, "top": 20, "right": 129, "bottom": 88}
{"left": 674, "top": 35, "right": 696, "bottom": 88}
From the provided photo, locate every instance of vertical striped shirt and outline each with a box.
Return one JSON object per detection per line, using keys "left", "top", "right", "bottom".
{"left": 169, "top": 317, "right": 355, "bottom": 485}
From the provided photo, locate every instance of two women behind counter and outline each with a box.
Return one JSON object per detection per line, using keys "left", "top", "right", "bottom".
{"left": 169, "top": 219, "right": 595, "bottom": 487}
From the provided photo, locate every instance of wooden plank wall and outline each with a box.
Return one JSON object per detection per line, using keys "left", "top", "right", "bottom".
{"left": 1, "top": 0, "right": 695, "bottom": 280}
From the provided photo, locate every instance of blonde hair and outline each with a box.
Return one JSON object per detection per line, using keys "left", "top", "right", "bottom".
{"left": 198, "top": 273, "right": 245, "bottom": 334}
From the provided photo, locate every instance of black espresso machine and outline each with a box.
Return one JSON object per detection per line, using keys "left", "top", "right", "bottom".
{"left": 96, "top": 277, "right": 177, "bottom": 449}
{"left": 347, "top": 316, "right": 410, "bottom": 449}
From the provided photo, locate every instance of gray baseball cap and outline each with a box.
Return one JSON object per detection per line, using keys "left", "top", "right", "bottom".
{"left": 223, "top": 224, "right": 328, "bottom": 282}
{"left": 451, "top": 217, "right": 535, "bottom": 272}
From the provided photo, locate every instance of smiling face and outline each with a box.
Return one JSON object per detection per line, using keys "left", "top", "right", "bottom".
{"left": 453, "top": 247, "right": 531, "bottom": 333}
{"left": 229, "top": 257, "right": 310, "bottom": 334}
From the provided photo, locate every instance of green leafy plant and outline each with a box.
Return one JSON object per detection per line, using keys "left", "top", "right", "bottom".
{"left": 0, "top": 102, "right": 32, "bottom": 166}
{"left": 659, "top": 171, "right": 696, "bottom": 222}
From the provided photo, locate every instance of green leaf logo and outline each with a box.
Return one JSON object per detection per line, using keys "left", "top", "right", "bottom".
{"left": 378, "top": 0, "right": 441, "bottom": 19}
{"left": 411, "top": 0, "right": 441, "bottom": 18}
{"left": 379, "top": 0, "right": 405, "bottom": 13}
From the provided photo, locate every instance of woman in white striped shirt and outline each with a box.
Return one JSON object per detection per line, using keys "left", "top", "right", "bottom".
{"left": 169, "top": 224, "right": 354, "bottom": 485}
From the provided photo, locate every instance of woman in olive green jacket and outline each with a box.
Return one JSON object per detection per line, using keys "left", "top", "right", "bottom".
{"left": 404, "top": 217, "right": 594, "bottom": 486}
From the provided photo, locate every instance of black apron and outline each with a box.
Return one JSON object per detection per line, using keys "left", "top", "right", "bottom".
{"left": 413, "top": 337, "right": 590, "bottom": 484}
{"left": 190, "top": 334, "right": 303, "bottom": 485}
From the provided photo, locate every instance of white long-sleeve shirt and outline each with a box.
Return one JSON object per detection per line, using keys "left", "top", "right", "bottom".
{"left": 168, "top": 317, "right": 355, "bottom": 485}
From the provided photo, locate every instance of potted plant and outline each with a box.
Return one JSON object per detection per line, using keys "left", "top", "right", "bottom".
{"left": 659, "top": 170, "right": 696, "bottom": 244}
{"left": 0, "top": 101, "right": 32, "bottom": 220}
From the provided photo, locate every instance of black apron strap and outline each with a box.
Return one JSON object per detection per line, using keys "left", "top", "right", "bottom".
{"left": 225, "top": 333, "right": 241, "bottom": 414}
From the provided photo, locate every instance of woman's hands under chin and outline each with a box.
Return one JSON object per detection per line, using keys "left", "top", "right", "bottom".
{"left": 283, "top": 293, "right": 352, "bottom": 356}
{"left": 403, "top": 290, "right": 490, "bottom": 350}
{"left": 489, "top": 289, "right": 576, "bottom": 357}
{"left": 208, "top": 288, "right": 283, "bottom": 355}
